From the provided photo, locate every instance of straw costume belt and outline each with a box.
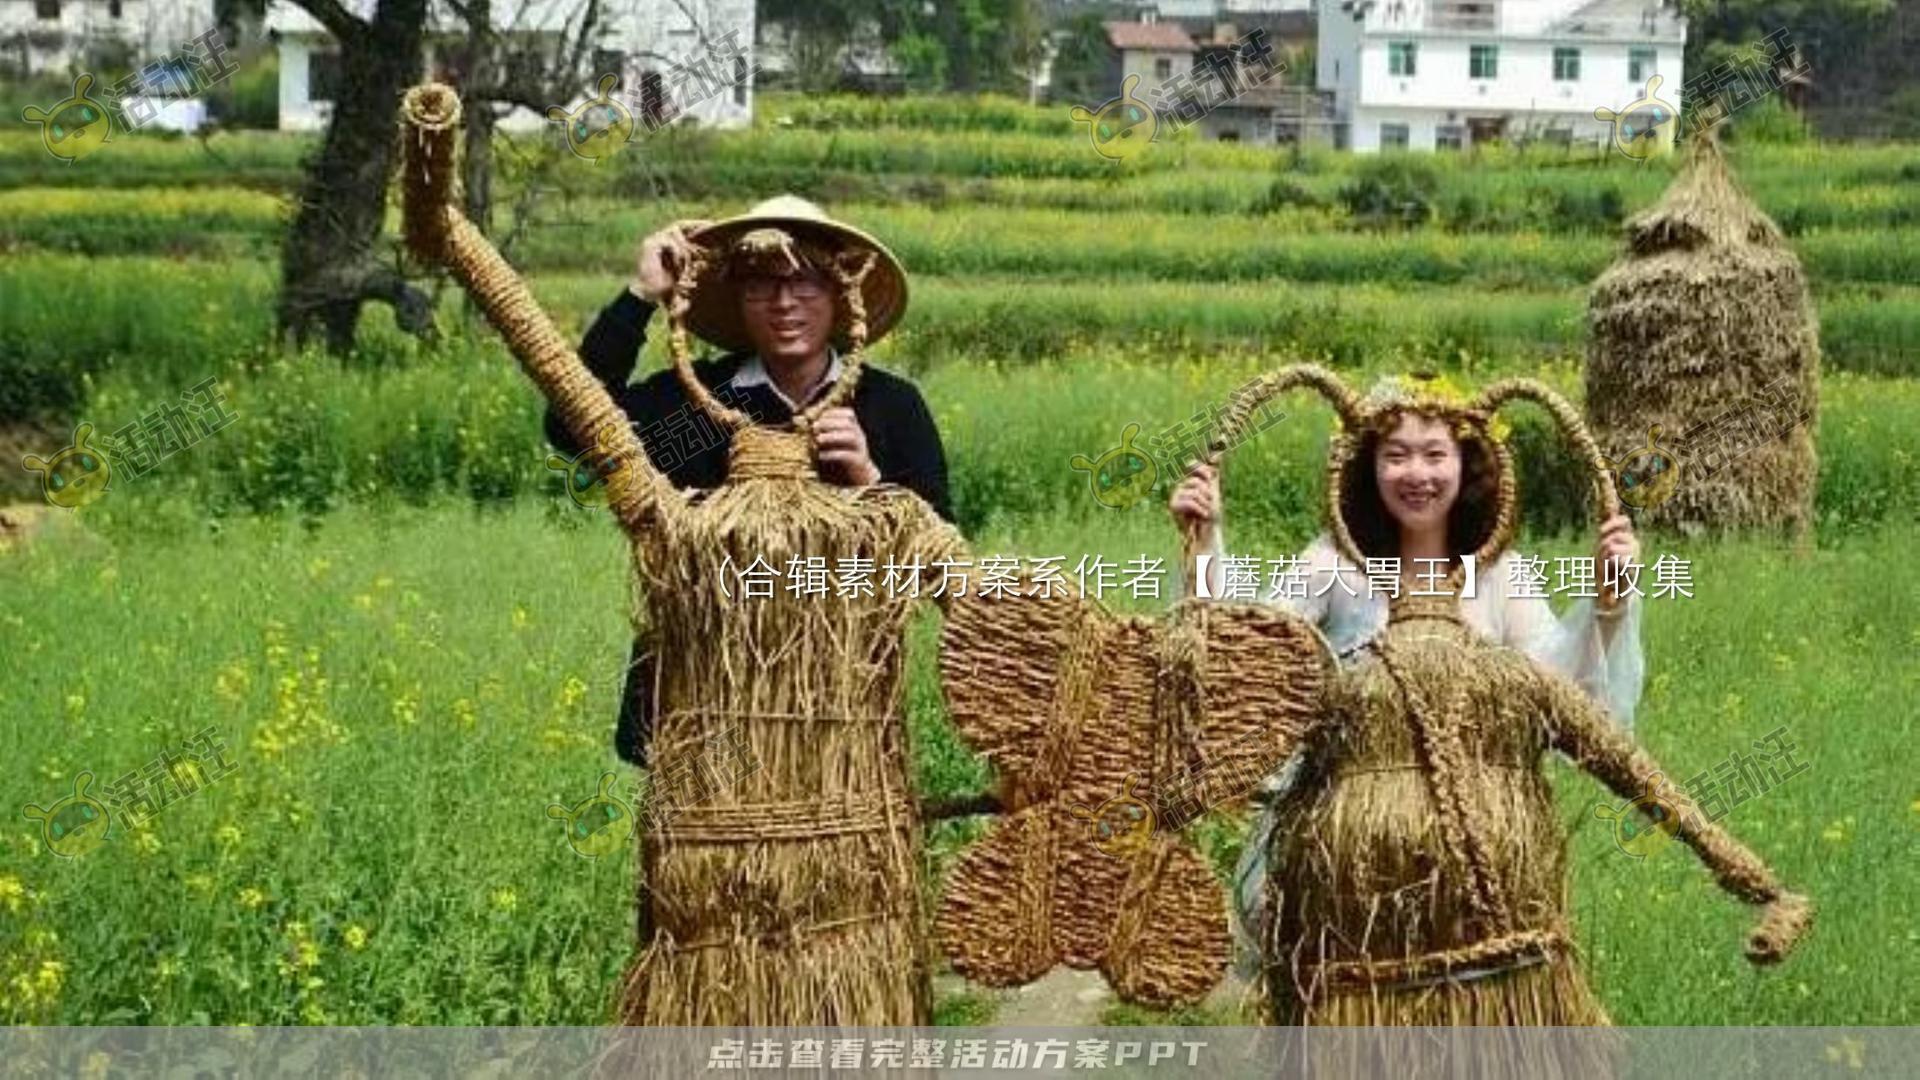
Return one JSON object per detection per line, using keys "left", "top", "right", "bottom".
{"left": 1309, "top": 927, "right": 1568, "bottom": 992}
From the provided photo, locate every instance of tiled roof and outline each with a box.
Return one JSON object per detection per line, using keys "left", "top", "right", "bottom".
{"left": 1104, "top": 20, "right": 1197, "bottom": 51}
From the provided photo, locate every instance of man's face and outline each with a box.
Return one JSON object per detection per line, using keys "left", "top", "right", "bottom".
{"left": 739, "top": 269, "right": 837, "bottom": 367}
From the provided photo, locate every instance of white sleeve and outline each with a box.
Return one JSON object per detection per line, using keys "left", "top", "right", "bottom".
{"left": 1498, "top": 555, "right": 1646, "bottom": 731}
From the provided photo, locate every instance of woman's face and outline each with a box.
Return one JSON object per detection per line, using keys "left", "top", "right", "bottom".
{"left": 1374, "top": 412, "right": 1462, "bottom": 535}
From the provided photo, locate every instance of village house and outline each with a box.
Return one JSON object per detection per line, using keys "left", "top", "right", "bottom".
{"left": 1318, "top": 0, "right": 1688, "bottom": 151}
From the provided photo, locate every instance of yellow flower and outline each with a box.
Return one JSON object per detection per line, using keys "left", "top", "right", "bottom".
{"left": 34, "top": 960, "right": 63, "bottom": 997}
{"left": 490, "top": 887, "right": 518, "bottom": 913}
{"left": 511, "top": 605, "right": 530, "bottom": 631}
{"left": 295, "top": 940, "right": 321, "bottom": 969}
{"left": 132, "top": 831, "right": 162, "bottom": 856}
{"left": 216, "top": 824, "right": 243, "bottom": 848}
{"left": 352, "top": 593, "right": 375, "bottom": 611}
{"left": 238, "top": 886, "right": 267, "bottom": 910}
{"left": 155, "top": 957, "right": 181, "bottom": 980}
{"left": 451, "top": 699, "right": 476, "bottom": 728}
{"left": 307, "top": 557, "right": 331, "bottom": 580}
{"left": 64, "top": 693, "right": 86, "bottom": 716}
{"left": 186, "top": 874, "right": 215, "bottom": 894}
{"left": 80, "top": 1052, "right": 111, "bottom": 1080}
{"left": 0, "top": 875, "right": 26, "bottom": 913}
{"left": 343, "top": 924, "right": 369, "bottom": 951}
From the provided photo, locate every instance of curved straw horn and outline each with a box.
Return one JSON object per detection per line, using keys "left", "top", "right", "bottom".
{"left": 399, "top": 83, "right": 665, "bottom": 535}
{"left": 1179, "top": 363, "right": 1363, "bottom": 566}
{"left": 663, "top": 239, "right": 877, "bottom": 436}
{"left": 1472, "top": 378, "right": 1625, "bottom": 606}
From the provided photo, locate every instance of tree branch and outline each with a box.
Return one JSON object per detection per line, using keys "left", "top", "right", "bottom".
{"left": 293, "top": 0, "right": 368, "bottom": 41}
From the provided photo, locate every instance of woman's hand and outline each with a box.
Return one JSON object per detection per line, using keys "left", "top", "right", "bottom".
{"left": 630, "top": 219, "right": 712, "bottom": 303}
{"left": 1596, "top": 513, "right": 1641, "bottom": 610}
{"left": 813, "top": 407, "right": 880, "bottom": 487}
{"left": 1169, "top": 463, "right": 1222, "bottom": 540}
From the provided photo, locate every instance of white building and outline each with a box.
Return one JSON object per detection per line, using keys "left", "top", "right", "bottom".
{"left": 267, "top": 0, "right": 754, "bottom": 133}
{"left": 1318, "top": 0, "right": 1686, "bottom": 151}
{"left": 0, "top": 0, "right": 213, "bottom": 76}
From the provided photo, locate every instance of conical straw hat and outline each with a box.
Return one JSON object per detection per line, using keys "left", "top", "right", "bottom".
{"left": 683, "top": 195, "right": 909, "bottom": 352}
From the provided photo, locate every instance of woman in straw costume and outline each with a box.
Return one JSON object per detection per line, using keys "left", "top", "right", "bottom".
{"left": 398, "top": 84, "right": 965, "bottom": 1026}
{"left": 1169, "top": 367, "right": 1810, "bottom": 1026}
{"left": 1174, "top": 371, "right": 1646, "bottom": 983}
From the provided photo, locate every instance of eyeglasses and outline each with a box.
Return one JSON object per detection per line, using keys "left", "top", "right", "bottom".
{"left": 741, "top": 275, "right": 829, "bottom": 303}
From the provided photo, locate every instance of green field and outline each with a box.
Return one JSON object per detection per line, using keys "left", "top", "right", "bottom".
{"left": 2, "top": 94, "right": 1916, "bottom": 1026}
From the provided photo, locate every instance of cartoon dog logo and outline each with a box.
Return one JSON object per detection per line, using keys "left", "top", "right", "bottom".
{"left": 1595, "top": 75, "right": 1679, "bottom": 162}
{"left": 1069, "top": 75, "right": 1158, "bottom": 162}
{"left": 1592, "top": 771, "right": 1687, "bottom": 860}
{"left": 1069, "top": 773, "right": 1158, "bottom": 860}
{"left": 1603, "top": 425, "right": 1682, "bottom": 511}
{"left": 546, "top": 74, "right": 635, "bottom": 162}
{"left": 22, "top": 73, "right": 114, "bottom": 164}
{"left": 1071, "top": 422, "right": 1160, "bottom": 510}
{"left": 546, "top": 772, "right": 635, "bottom": 859}
{"left": 23, "top": 772, "right": 113, "bottom": 859}
{"left": 23, "top": 422, "right": 112, "bottom": 510}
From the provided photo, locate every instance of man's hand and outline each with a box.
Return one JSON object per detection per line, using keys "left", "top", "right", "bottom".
{"left": 813, "top": 407, "right": 880, "bottom": 487}
{"left": 630, "top": 219, "right": 712, "bottom": 304}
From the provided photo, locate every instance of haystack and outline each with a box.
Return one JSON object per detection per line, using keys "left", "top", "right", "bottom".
{"left": 400, "top": 84, "right": 964, "bottom": 1026}
{"left": 1585, "top": 138, "right": 1819, "bottom": 534}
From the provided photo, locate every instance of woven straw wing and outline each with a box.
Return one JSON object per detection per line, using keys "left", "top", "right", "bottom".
{"left": 937, "top": 572, "right": 1331, "bottom": 1006}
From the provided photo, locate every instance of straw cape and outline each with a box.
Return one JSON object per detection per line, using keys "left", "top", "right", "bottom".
{"left": 400, "top": 84, "right": 962, "bottom": 1025}
{"left": 1586, "top": 139, "right": 1819, "bottom": 535}
{"left": 1209, "top": 366, "right": 1815, "bottom": 1039}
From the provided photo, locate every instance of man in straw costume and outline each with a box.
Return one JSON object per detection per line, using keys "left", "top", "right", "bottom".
{"left": 1170, "top": 366, "right": 1812, "bottom": 1033}
{"left": 546, "top": 201, "right": 953, "bottom": 768}
{"left": 399, "top": 83, "right": 966, "bottom": 1025}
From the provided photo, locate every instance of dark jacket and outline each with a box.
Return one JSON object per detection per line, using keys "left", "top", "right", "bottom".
{"left": 549, "top": 289, "right": 953, "bottom": 765}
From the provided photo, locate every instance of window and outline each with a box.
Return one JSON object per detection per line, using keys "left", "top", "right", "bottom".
{"left": 309, "top": 49, "right": 342, "bottom": 102}
{"left": 733, "top": 56, "right": 748, "bottom": 106}
{"left": 1469, "top": 45, "right": 1498, "bottom": 79}
{"left": 1155, "top": 57, "right": 1172, "bottom": 80}
{"left": 1380, "top": 122, "right": 1410, "bottom": 149}
{"left": 640, "top": 70, "right": 668, "bottom": 127}
{"left": 109, "top": 0, "right": 122, "bottom": 17}
{"left": 1436, "top": 124, "right": 1465, "bottom": 150}
{"left": 1629, "top": 47, "right": 1656, "bottom": 83}
{"left": 1388, "top": 41, "right": 1417, "bottom": 77}
{"left": 34, "top": 0, "right": 60, "bottom": 19}
{"left": 1553, "top": 47, "right": 1581, "bottom": 81}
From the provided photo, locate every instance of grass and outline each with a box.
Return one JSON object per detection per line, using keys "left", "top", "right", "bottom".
{"left": 1, "top": 501, "right": 1912, "bottom": 1024}
{"left": 1, "top": 88, "right": 1914, "bottom": 1028}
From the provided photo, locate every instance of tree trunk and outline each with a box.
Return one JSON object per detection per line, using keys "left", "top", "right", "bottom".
{"left": 276, "top": 0, "right": 435, "bottom": 353}
{"left": 460, "top": 0, "right": 495, "bottom": 235}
